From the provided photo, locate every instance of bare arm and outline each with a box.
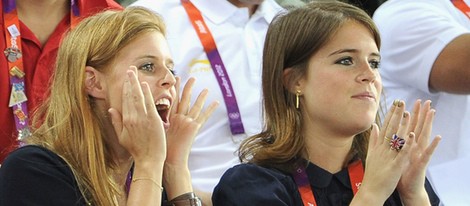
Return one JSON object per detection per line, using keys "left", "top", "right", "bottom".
{"left": 194, "top": 189, "right": 213, "bottom": 206}
{"left": 164, "top": 77, "right": 218, "bottom": 200}
{"left": 430, "top": 33, "right": 470, "bottom": 93}
{"left": 109, "top": 68, "right": 167, "bottom": 206}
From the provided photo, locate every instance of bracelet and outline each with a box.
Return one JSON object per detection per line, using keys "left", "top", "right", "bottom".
{"left": 166, "top": 192, "right": 202, "bottom": 206}
{"left": 132, "top": 177, "right": 164, "bottom": 191}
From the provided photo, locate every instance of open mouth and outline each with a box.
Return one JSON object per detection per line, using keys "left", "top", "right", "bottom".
{"left": 155, "top": 98, "right": 170, "bottom": 127}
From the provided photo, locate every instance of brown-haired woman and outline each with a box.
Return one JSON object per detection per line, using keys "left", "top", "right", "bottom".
{"left": 213, "top": 1, "right": 441, "bottom": 205}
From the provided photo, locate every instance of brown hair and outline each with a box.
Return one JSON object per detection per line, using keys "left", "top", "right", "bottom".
{"left": 239, "top": 1, "right": 382, "bottom": 171}
{"left": 28, "top": 7, "right": 166, "bottom": 206}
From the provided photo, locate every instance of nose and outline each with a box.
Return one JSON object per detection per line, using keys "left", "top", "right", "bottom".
{"left": 356, "top": 63, "right": 377, "bottom": 83}
{"left": 159, "top": 69, "right": 176, "bottom": 89}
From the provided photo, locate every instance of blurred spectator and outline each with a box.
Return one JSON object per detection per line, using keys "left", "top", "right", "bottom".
{"left": 0, "top": 0, "right": 121, "bottom": 163}
{"left": 374, "top": 0, "right": 470, "bottom": 204}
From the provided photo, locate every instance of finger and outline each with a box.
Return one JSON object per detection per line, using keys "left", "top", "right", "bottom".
{"left": 196, "top": 101, "right": 219, "bottom": 125}
{"left": 386, "top": 110, "right": 410, "bottom": 152}
{"left": 395, "top": 111, "right": 410, "bottom": 142}
{"left": 407, "top": 99, "right": 421, "bottom": 134}
{"left": 414, "top": 100, "right": 431, "bottom": 139}
{"left": 188, "top": 88, "right": 209, "bottom": 118}
{"left": 171, "top": 77, "right": 181, "bottom": 115}
{"left": 420, "top": 135, "right": 441, "bottom": 165}
{"left": 379, "top": 100, "right": 398, "bottom": 139}
{"left": 178, "top": 78, "right": 195, "bottom": 114}
{"left": 141, "top": 82, "right": 158, "bottom": 119}
{"left": 127, "top": 68, "right": 146, "bottom": 114}
{"left": 383, "top": 100, "right": 405, "bottom": 145}
{"left": 122, "top": 75, "right": 132, "bottom": 123}
{"left": 395, "top": 132, "right": 414, "bottom": 161}
{"left": 416, "top": 109, "right": 435, "bottom": 149}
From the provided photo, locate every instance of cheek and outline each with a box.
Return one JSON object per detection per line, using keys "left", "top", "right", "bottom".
{"left": 104, "top": 76, "right": 125, "bottom": 109}
{"left": 170, "top": 86, "right": 176, "bottom": 98}
{"left": 375, "top": 73, "right": 382, "bottom": 88}
{"left": 375, "top": 81, "right": 383, "bottom": 95}
{"left": 107, "top": 83, "right": 123, "bottom": 111}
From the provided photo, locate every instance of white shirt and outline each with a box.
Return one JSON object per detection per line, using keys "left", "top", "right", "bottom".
{"left": 131, "top": 0, "right": 283, "bottom": 192}
{"left": 374, "top": 0, "right": 470, "bottom": 204}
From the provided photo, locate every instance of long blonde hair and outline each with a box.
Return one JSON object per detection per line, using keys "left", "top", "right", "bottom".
{"left": 27, "top": 7, "right": 166, "bottom": 205}
{"left": 239, "top": 1, "right": 382, "bottom": 171}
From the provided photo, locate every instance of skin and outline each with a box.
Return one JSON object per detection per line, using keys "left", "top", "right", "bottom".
{"left": 292, "top": 21, "right": 441, "bottom": 205}
{"left": 16, "top": 0, "right": 69, "bottom": 45}
{"left": 430, "top": 34, "right": 470, "bottom": 93}
{"left": 227, "top": 0, "right": 263, "bottom": 16}
{"left": 85, "top": 31, "right": 218, "bottom": 205}
{"left": 297, "top": 20, "right": 382, "bottom": 173}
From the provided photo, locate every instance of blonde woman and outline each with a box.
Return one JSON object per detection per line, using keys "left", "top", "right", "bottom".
{"left": 0, "top": 7, "right": 217, "bottom": 206}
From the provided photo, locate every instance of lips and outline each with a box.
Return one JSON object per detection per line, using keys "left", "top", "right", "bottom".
{"left": 351, "top": 92, "right": 376, "bottom": 101}
{"left": 155, "top": 97, "right": 171, "bottom": 128}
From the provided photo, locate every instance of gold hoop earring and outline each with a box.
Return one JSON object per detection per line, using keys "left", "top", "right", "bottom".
{"left": 296, "top": 90, "right": 301, "bottom": 109}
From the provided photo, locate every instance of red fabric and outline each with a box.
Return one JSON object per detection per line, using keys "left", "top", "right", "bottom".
{"left": 0, "top": 0, "right": 122, "bottom": 163}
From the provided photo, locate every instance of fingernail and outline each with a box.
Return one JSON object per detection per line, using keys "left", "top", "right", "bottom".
{"left": 403, "top": 112, "right": 408, "bottom": 118}
{"left": 393, "top": 99, "right": 399, "bottom": 106}
{"left": 398, "top": 100, "right": 404, "bottom": 107}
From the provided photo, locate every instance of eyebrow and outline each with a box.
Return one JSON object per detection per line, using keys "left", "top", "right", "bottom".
{"left": 328, "top": 49, "right": 381, "bottom": 58}
{"left": 135, "top": 55, "right": 157, "bottom": 61}
{"left": 135, "top": 55, "right": 175, "bottom": 67}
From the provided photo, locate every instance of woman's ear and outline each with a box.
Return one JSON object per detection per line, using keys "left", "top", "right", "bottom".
{"left": 283, "top": 67, "right": 304, "bottom": 93}
{"left": 85, "top": 66, "right": 106, "bottom": 99}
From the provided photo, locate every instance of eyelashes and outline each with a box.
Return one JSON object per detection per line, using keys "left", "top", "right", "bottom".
{"left": 369, "top": 60, "right": 380, "bottom": 69}
{"left": 139, "top": 62, "right": 155, "bottom": 72}
{"left": 138, "top": 62, "right": 176, "bottom": 75}
{"left": 334, "top": 57, "right": 380, "bottom": 69}
{"left": 335, "top": 57, "right": 353, "bottom": 66}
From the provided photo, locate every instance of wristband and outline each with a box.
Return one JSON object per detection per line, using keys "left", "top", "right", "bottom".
{"left": 166, "top": 192, "right": 202, "bottom": 206}
{"left": 132, "top": 177, "right": 164, "bottom": 191}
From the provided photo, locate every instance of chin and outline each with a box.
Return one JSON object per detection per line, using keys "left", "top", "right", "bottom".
{"left": 352, "top": 121, "right": 375, "bottom": 134}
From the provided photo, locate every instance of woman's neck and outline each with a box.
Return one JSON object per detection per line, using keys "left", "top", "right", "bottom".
{"left": 303, "top": 125, "right": 355, "bottom": 174}
{"left": 16, "top": 0, "right": 68, "bottom": 9}
{"left": 102, "top": 117, "right": 133, "bottom": 170}
{"left": 16, "top": 0, "right": 69, "bottom": 45}
{"left": 227, "top": 0, "right": 260, "bottom": 16}
{"left": 112, "top": 156, "right": 133, "bottom": 206}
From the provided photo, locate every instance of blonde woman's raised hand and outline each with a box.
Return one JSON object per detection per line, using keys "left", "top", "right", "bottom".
{"left": 109, "top": 67, "right": 167, "bottom": 164}
{"left": 397, "top": 100, "right": 441, "bottom": 205}
{"left": 165, "top": 77, "right": 218, "bottom": 167}
{"left": 162, "top": 77, "right": 218, "bottom": 199}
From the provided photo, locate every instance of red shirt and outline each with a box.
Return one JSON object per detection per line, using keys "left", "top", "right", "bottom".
{"left": 0, "top": 0, "right": 122, "bottom": 162}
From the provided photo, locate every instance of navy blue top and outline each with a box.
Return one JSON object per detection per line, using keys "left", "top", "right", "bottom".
{"left": 0, "top": 145, "right": 86, "bottom": 205}
{"left": 0, "top": 145, "right": 170, "bottom": 205}
{"left": 213, "top": 162, "right": 440, "bottom": 206}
